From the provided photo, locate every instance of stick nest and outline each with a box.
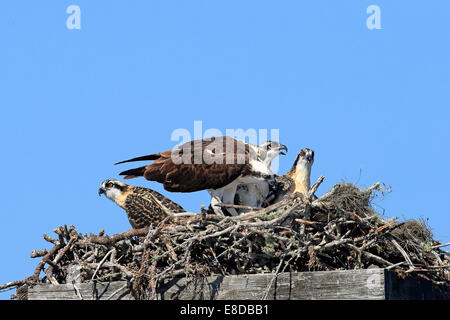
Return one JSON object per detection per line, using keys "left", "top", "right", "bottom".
{"left": 2, "top": 177, "right": 449, "bottom": 300}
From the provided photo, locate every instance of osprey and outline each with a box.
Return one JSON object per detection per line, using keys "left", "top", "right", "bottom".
{"left": 98, "top": 179, "right": 185, "bottom": 229}
{"left": 115, "top": 136, "right": 275, "bottom": 216}
{"left": 269, "top": 148, "right": 315, "bottom": 204}
{"left": 233, "top": 141, "right": 288, "bottom": 214}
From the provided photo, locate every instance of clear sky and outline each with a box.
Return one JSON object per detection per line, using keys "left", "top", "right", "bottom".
{"left": 0, "top": 1, "right": 449, "bottom": 299}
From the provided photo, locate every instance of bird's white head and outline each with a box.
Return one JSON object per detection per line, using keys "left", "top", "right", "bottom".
{"left": 98, "top": 179, "right": 128, "bottom": 202}
{"left": 257, "top": 140, "right": 288, "bottom": 166}
{"left": 289, "top": 148, "right": 314, "bottom": 176}
{"left": 294, "top": 148, "right": 314, "bottom": 170}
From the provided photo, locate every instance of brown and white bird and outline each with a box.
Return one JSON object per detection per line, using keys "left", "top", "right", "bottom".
{"left": 233, "top": 141, "right": 288, "bottom": 213}
{"left": 98, "top": 179, "right": 185, "bottom": 229}
{"left": 269, "top": 148, "right": 315, "bottom": 204}
{"left": 115, "top": 136, "right": 275, "bottom": 216}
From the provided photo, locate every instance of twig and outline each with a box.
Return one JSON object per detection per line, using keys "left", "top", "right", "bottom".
{"left": 373, "top": 221, "right": 397, "bottom": 234}
{"left": 295, "top": 218, "right": 324, "bottom": 226}
{"left": 91, "top": 249, "right": 114, "bottom": 281}
{"left": 106, "top": 280, "right": 132, "bottom": 300}
{"left": 73, "top": 283, "right": 84, "bottom": 300}
{"left": 366, "top": 182, "right": 381, "bottom": 193}
{"left": 432, "top": 242, "right": 450, "bottom": 249}
{"left": 307, "top": 176, "right": 325, "bottom": 199}
{"left": 261, "top": 243, "right": 293, "bottom": 300}
{"left": 32, "top": 242, "right": 64, "bottom": 281}
{"left": 80, "top": 227, "right": 150, "bottom": 245}
{"left": 0, "top": 279, "right": 32, "bottom": 292}
{"left": 30, "top": 249, "right": 48, "bottom": 259}
{"left": 53, "top": 236, "right": 78, "bottom": 264}
{"left": 385, "top": 261, "right": 407, "bottom": 270}
{"left": 220, "top": 203, "right": 260, "bottom": 211}
{"left": 389, "top": 237, "right": 415, "bottom": 271}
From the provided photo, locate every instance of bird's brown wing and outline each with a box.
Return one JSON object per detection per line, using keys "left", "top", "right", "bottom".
{"left": 124, "top": 193, "right": 168, "bottom": 228}
{"left": 133, "top": 186, "right": 185, "bottom": 213}
{"left": 267, "top": 175, "right": 295, "bottom": 204}
{"left": 121, "top": 137, "right": 256, "bottom": 192}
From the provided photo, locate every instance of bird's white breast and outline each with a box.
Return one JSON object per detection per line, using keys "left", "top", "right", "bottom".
{"left": 249, "top": 158, "right": 274, "bottom": 176}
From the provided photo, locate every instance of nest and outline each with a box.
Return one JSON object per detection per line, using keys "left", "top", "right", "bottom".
{"left": 2, "top": 177, "right": 449, "bottom": 300}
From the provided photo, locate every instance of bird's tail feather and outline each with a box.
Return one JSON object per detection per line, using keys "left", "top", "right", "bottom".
{"left": 114, "top": 153, "right": 160, "bottom": 165}
{"left": 119, "top": 166, "right": 147, "bottom": 179}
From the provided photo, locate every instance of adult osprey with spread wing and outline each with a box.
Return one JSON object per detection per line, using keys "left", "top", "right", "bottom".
{"left": 115, "top": 136, "right": 276, "bottom": 216}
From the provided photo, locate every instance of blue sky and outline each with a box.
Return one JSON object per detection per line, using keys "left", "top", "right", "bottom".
{"left": 0, "top": 1, "right": 449, "bottom": 299}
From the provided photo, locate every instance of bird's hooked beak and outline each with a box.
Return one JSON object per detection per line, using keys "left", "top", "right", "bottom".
{"left": 279, "top": 144, "right": 288, "bottom": 155}
{"left": 98, "top": 188, "right": 105, "bottom": 196}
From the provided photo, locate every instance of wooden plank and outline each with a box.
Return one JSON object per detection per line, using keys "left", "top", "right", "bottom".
{"left": 28, "top": 269, "right": 387, "bottom": 300}
{"left": 156, "top": 269, "right": 386, "bottom": 300}
{"left": 26, "top": 269, "right": 449, "bottom": 300}
{"left": 384, "top": 270, "right": 450, "bottom": 300}
{"left": 27, "top": 281, "right": 133, "bottom": 300}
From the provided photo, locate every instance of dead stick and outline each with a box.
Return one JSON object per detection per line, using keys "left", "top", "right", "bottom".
{"left": 389, "top": 237, "right": 415, "bottom": 270}
{"left": 295, "top": 218, "right": 324, "bottom": 225}
{"left": 432, "top": 242, "right": 450, "bottom": 249}
{"left": 30, "top": 249, "right": 48, "bottom": 258}
{"left": 106, "top": 281, "right": 130, "bottom": 300}
{"left": 32, "top": 242, "right": 64, "bottom": 281}
{"left": 91, "top": 249, "right": 114, "bottom": 280}
{"left": 53, "top": 236, "right": 77, "bottom": 264}
{"left": 220, "top": 203, "right": 260, "bottom": 211}
{"left": 366, "top": 182, "right": 381, "bottom": 193}
{"left": 80, "top": 227, "right": 150, "bottom": 245}
{"left": 72, "top": 283, "right": 84, "bottom": 300}
{"left": 344, "top": 243, "right": 394, "bottom": 266}
{"left": 0, "top": 279, "right": 33, "bottom": 291}
{"left": 307, "top": 176, "right": 325, "bottom": 199}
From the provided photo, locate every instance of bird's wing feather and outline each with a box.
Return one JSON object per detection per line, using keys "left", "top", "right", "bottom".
{"left": 136, "top": 187, "right": 185, "bottom": 213}
{"left": 267, "top": 175, "right": 295, "bottom": 204}
{"left": 124, "top": 193, "right": 167, "bottom": 228}
{"left": 142, "top": 137, "right": 255, "bottom": 192}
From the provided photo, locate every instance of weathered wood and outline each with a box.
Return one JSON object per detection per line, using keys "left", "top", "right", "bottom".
{"left": 157, "top": 269, "right": 386, "bottom": 300}
{"left": 27, "top": 281, "right": 133, "bottom": 300}
{"left": 385, "top": 271, "right": 450, "bottom": 300}
{"left": 26, "top": 269, "right": 449, "bottom": 300}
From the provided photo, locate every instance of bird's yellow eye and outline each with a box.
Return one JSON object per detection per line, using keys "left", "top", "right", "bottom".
{"left": 106, "top": 183, "right": 113, "bottom": 188}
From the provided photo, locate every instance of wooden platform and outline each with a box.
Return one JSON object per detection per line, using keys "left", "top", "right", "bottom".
{"left": 26, "top": 268, "right": 449, "bottom": 300}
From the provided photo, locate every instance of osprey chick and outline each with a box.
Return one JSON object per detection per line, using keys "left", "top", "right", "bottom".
{"left": 270, "top": 148, "right": 315, "bottom": 203}
{"left": 98, "top": 179, "right": 185, "bottom": 229}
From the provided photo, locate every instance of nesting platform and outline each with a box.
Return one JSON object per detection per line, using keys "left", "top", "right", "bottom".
{"left": 25, "top": 269, "right": 449, "bottom": 300}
